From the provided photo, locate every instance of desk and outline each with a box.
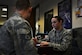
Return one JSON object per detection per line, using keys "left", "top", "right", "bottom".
{"left": 37, "top": 47, "right": 65, "bottom": 55}
{"left": 38, "top": 47, "right": 53, "bottom": 55}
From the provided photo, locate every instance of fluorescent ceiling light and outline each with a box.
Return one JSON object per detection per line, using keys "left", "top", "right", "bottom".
{"left": 2, "top": 8, "right": 7, "bottom": 11}
{"left": 1, "top": 15, "right": 7, "bottom": 17}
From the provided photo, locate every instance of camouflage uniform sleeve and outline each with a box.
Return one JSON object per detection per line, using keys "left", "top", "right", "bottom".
{"left": 0, "top": 16, "right": 37, "bottom": 55}
{"left": 0, "top": 19, "right": 15, "bottom": 55}
{"left": 48, "top": 30, "right": 72, "bottom": 51}
{"left": 14, "top": 21, "right": 37, "bottom": 55}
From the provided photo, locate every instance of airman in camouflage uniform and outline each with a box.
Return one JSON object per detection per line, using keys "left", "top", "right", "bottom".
{"left": 40, "top": 16, "right": 72, "bottom": 55}
{"left": 0, "top": 0, "right": 38, "bottom": 55}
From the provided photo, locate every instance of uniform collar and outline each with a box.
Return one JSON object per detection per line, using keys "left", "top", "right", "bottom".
{"left": 52, "top": 28, "right": 65, "bottom": 33}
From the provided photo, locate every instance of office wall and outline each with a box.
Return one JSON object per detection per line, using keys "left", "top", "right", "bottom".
{"left": 0, "top": 0, "right": 17, "bottom": 25}
{"left": 38, "top": 0, "right": 62, "bottom": 33}
{"left": 38, "top": 0, "right": 82, "bottom": 33}
{"left": 72, "top": 0, "right": 82, "bottom": 28}
{"left": 1, "top": 0, "right": 82, "bottom": 32}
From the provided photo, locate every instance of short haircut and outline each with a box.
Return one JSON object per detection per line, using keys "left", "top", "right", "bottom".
{"left": 16, "top": 0, "right": 31, "bottom": 10}
{"left": 53, "top": 16, "right": 64, "bottom": 23}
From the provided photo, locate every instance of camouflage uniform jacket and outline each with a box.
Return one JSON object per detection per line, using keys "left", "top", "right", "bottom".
{"left": 0, "top": 12, "right": 37, "bottom": 55}
{"left": 42, "top": 28, "right": 72, "bottom": 51}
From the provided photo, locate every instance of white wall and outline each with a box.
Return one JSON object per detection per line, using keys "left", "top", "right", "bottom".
{"left": 37, "top": 0, "right": 82, "bottom": 33}
{"left": 72, "top": 0, "right": 82, "bottom": 28}
{"left": 38, "top": 0, "right": 62, "bottom": 33}
{"left": 40, "top": 0, "right": 62, "bottom": 16}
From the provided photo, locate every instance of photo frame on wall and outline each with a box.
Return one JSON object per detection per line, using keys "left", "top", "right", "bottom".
{"left": 75, "top": 0, "right": 82, "bottom": 17}
{"left": 58, "top": 0, "right": 72, "bottom": 29}
{"left": 0, "top": 5, "right": 8, "bottom": 19}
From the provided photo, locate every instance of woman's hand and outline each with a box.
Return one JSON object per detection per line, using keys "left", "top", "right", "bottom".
{"left": 40, "top": 41, "right": 49, "bottom": 47}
